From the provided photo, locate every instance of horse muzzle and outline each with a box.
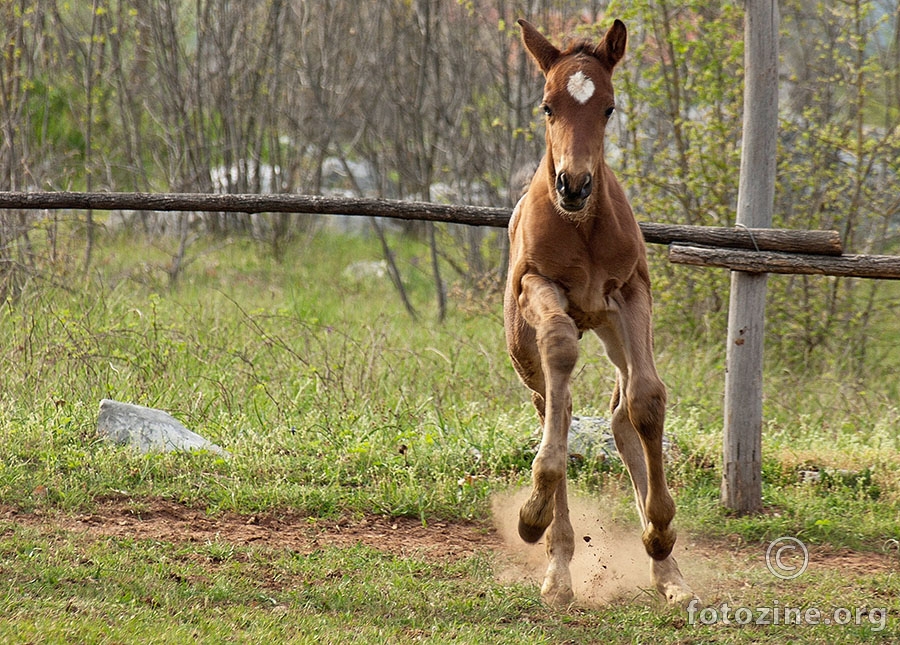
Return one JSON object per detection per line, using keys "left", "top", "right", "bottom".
{"left": 555, "top": 171, "right": 592, "bottom": 212}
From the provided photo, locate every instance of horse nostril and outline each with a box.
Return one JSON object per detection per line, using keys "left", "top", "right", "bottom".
{"left": 580, "top": 173, "right": 592, "bottom": 199}
{"left": 555, "top": 172, "right": 568, "bottom": 197}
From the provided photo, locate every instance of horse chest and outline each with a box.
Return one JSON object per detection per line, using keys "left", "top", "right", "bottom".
{"left": 521, "top": 229, "right": 636, "bottom": 331}
{"left": 561, "top": 272, "right": 623, "bottom": 331}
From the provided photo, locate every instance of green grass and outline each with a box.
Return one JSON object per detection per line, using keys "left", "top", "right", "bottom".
{"left": 1, "top": 232, "right": 530, "bottom": 518}
{"left": 1, "top": 225, "right": 899, "bottom": 642}
{"left": 0, "top": 518, "right": 896, "bottom": 643}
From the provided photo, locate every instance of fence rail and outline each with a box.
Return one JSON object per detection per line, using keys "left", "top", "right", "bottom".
{"left": 0, "top": 191, "right": 511, "bottom": 228}
{"left": 0, "top": 190, "right": 851, "bottom": 255}
{"left": 669, "top": 244, "right": 900, "bottom": 280}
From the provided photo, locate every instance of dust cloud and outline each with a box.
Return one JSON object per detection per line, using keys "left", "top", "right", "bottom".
{"left": 491, "top": 488, "right": 697, "bottom": 606}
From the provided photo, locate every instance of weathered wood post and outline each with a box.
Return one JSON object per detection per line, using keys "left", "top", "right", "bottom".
{"left": 721, "top": 0, "right": 779, "bottom": 513}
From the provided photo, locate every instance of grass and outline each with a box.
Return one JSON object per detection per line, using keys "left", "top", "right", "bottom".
{"left": 1, "top": 518, "right": 897, "bottom": 643}
{"left": 1, "top": 223, "right": 899, "bottom": 642}
{"left": 1, "top": 229, "right": 542, "bottom": 521}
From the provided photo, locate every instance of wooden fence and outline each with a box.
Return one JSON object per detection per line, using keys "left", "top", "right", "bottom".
{"left": 1, "top": 190, "right": 898, "bottom": 279}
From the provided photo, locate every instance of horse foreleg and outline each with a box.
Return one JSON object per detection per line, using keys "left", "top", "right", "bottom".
{"left": 627, "top": 377, "right": 677, "bottom": 561}
{"left": 514, "top": 275, "right": 579, "bottom": 545}
{"left": 610, "top": 382, "right": 694, "bottom": 605}
{"left": 610, "top": 375, "right": 676, "bottom": 556}
{"left": 602, "top": 285, "right": 676, "bottom": 558}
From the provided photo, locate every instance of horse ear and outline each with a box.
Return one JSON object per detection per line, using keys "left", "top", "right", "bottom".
{"left": 595, "top": 19, "right": 627, "bottom": 69}
{"left": 518, "top": 19, "right": 560, "bottom": 74}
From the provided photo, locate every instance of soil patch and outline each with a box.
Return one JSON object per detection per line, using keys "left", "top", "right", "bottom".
{"left": 3, "top": 498, "right": 499, "bottom": 562}
{"left": 4, "top": 494, "right": 897, "bottom": 604}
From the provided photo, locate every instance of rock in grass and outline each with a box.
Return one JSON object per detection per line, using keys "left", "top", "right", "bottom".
{"left": 568, "top": 416, "right": 617, "bottom": 460}
{"left": 97, "top": 399, "right": 230, "bottom": 457}
{"left": 565, "top": 416, "right": 672, "bottom": 461}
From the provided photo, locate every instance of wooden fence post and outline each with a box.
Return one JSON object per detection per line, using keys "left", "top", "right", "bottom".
{"left": 721, "top": 0, "right": 779, "bottom": 514}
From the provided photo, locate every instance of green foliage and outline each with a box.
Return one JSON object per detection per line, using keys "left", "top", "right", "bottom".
{"left": 26, "top": 77, "right": 86, "bottom": 157}
{"left": 599, "top": 0, "right": 900, "bottom": 375}
{"left": 602, "top": 0, "right": 745, "bottom": 342}
{"left": 609, "top": 0, "right": 745, "bottom": 226}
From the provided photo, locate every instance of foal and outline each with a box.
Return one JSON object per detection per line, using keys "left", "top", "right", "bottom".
{"left": 504, "top": 18, "right": 693, "bottom": 606}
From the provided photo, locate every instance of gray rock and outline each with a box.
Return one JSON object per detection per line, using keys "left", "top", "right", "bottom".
{"left": 342, "top": 260, "right": 388, "bottom": 281}
{"left": 566, "top": 416, "right": 672, "bottom": 461}
{"left": 97, "top": 399, "right": 230, "bottom": 457}
{"left": 567, "top": 416, "right": 617, "bottom": 460}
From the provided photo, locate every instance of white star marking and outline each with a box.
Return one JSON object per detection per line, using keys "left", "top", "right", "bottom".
{"left": 567, "top": 70, "right": 595, "bottom": 104}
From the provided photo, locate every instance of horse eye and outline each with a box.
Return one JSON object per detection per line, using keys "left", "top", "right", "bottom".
{"left": 542, "top": 103, "right": 553, "bottom": 117}
{"left": 605, "top": 106, "right": 616, "bottom": 118}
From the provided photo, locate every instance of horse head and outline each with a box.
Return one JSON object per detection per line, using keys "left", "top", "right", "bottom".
{"left": 518, "top": 19, "right": 627, "bottom": 216}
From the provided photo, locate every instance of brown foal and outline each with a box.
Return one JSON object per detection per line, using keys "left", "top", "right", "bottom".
{"left": 503, "top": 18, "right": 694, "bottom": 606}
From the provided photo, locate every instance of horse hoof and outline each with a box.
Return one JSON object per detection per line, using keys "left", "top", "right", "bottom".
{"left": 658, "top": 579, "right": 697, "bottom": 607}
{"left": 670, "top": 590, "right": 700, "bottom": 608}
{"left": 651, "top": 555, "right": 695, "bottom": 607}
{"left": 518, "top": 515, "right": 548, "bottom": 543}
{"left": 642, "top": 522, "right": 676, "bottom": 560}
{"left": 541, "top": 582, "right": 574, "bottom": 607}
{"left": 518, "top": 494, "right": 555, "bottom": 543}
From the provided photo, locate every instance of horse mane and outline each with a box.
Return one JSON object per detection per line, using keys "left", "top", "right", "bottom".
{"left": 561, "top": 40, "right": 600, "bottom": 61}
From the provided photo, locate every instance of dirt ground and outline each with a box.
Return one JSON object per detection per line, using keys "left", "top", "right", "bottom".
{"left": 3, "top": 498, "right": 498, "bottom": 562}
{"left": 4, "top": 494, "right": 897, "bottom": 606}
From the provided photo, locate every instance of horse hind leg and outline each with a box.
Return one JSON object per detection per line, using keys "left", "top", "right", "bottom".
{"left": 610, "top": 375, "right": 694, "bottom": 605}
{"left": 509, "top": 345, "right": 576, "bottom": 607}
{"left": 540, "top": 476, "right": 575, "bottom": 606}
{"left": 609, "top": 378, "right": 650, "bottom": 527}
